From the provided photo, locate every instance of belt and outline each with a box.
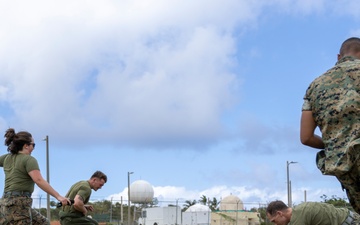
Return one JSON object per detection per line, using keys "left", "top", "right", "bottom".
{"left": 3, "top": 191, "right": 32, "bottom": 198}
{"left": 342, "top": 211, "right": 355, "bottom": 225}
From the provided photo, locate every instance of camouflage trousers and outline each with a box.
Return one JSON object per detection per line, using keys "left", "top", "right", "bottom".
{"left": 0, "top": 196, "right": 49, "bottom": 225}
{"left": 336, "top": 158, "right": 360, "bottom": 215}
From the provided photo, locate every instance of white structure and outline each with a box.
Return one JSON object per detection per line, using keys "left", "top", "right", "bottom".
{"left": 138, "top": 206, "right": 182, "bottom": 225}
{"left": 136, "top": 196, "right": 259, "bottom": 225}
{"left": 130, "top": 180, "right": 154, "bottom": 203}
{"left": 182, "top": 204, "right": 211, "bottom": 225}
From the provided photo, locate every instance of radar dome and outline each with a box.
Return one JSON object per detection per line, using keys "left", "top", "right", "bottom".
{"left": 129, "top": 180, "right": 154, "bottom": 203}
{"left": 186, "top": 204, "right": 211, "bottom": 212}
{"left": 219, "top": 194, "right": 244, "bottom": 211}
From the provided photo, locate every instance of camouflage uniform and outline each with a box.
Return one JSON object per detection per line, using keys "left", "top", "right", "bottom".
{"left": 0, "top": 195, "right": 49, "bottom": 225}
{"left": 302, "top": 56, "right": 360, "bottom": 213}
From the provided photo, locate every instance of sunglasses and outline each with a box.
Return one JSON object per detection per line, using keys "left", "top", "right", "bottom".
{"left": 29, "top": 143, "right": 36, "bottom": 148}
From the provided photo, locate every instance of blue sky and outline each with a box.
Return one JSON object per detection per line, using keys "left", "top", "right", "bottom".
{"left": 1, "top": 0, "right": 360, "bottom": 209}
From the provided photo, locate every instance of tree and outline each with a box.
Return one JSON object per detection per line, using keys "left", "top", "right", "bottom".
{"left": 199, "top": 195, "right": 208, "bottom": 205}
{"left": 149, "top": 197, "right": 159, "bottom": 207}
{"left": 182, "top": 200, "right": 197, "bottom": 212}
{"left": 320, "top": 194, "right": 351, "bottom": 208}
{"left": 198, "top": 195, "right": 220, "bottom": 211}
{"left": 208, "top": 197, "right": 220, "bottom": 211}
{"left": 257, "top": 206, "right": 268, "bottom": 225}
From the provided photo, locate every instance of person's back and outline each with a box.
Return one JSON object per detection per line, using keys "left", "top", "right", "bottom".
{"left": 300, "top": 37, "right": 360, "bottom": 213}
{"left": 308, "top": 57, "right": 360, "bottom": 134}
{"left": 291, "top": 202, "right": 348, "bottom": 225}
{"left": 266, "top": 200, "right": 359, "bottom": 225}
{"left": 304, "top": 56, "right": 360, "bottom": 174}
{"left": 61, "top": 180, "right": 91, "bottom": 215}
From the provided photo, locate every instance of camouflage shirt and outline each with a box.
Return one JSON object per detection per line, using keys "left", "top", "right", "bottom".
{"left": 302, "top": 56, "right": 360, "bottom": 175}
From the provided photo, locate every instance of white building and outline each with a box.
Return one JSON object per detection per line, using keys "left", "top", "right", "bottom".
{"left": 138, "top": 206, "right": 182, "bottom": 225}
{"left": 130, "top": 179, "right": 259, "bottom": 225}
{"left": 182, "top": 204, "right": 211, "bottom": 225}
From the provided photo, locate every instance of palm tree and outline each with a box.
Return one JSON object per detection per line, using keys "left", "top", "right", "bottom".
{"left": 198, "top": 195, "right": 221, "bottom": 211}
{"left": 182, "top": 199, "right": 197, "bottom": 212}
{"left": 199, "top": 195, "right": 208, "bottom": 205}
{"left": 209, "top": 197, "right": 220, "bottom": 211}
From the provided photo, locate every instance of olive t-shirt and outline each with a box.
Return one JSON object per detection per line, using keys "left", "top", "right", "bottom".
{"left": 0, "top": 153, "right": 40, "bottom": 193}
{"left": 63, "top": 180, "right": 92, "bottom": 213}
{"left": 291, "top": 202, "right": 348, "bottom": 225}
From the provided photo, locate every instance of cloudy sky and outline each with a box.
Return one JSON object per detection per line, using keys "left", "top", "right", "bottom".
{"left": 1, "top": 0, "right": 360, "bottom": 209}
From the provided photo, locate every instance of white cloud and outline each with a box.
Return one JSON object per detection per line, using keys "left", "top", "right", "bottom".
{"left": 0, "top": 0, "right": 253, "bottom": 148}
{"left": 0, "top": 0, "right": 359, "bottom": 148}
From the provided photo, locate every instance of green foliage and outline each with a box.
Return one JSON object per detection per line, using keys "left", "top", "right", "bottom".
{"left": 208, "top": 197, "right": 220, "bottom": 211}
{"left": 182, "top": 195, "right": 221, "bottom": 212}
{"left": 150, "top": 197, "right": 159, "bottom": 207}
{"left": 182, "top": 199, "right": 197, "bottom": 212}
{"left": 38, "top": 200, "right": 134, "bottom": 222}
{"left": 199, "top": 195, "right": 207, "bottom": 205}
{"left": 198, "top": 195, "right": 220, "bottom": 211}
{"left": 320, "top": 194, "right": 351, "bottom": 208}
{"left": 257, "top": 206, "right": 268, "bottom": 225}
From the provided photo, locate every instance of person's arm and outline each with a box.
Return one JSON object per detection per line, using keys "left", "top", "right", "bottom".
{"left": 73, "top": 194, "right": 88, "bottom": 215}
{"left": 300, "top": 110, "right": 324, "bottom": 149}
{"left": 28, "top": 170, "right": 70, "bottom": 205}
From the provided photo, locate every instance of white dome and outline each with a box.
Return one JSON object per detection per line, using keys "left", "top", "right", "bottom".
{"left": 219, "top": 195, "right": 244, "bottom": 211}
{"left": 186, "top": 204, "right": 211, "bottom": 212}
{"left": 129, "top": 180, "right": 154, "bottom": 203}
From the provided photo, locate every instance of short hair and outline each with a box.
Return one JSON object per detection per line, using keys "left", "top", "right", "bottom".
{"left": 91, "top": 170, "right": 107, "bottom": 183}
{"left": 339, "top": 37, "right": 360, "bottom": 56}
{"left": 266, "top": 200, "right": 289, "bottom": 216}
{"left": 4, "top": 128, "right": 33, "bottom": 154}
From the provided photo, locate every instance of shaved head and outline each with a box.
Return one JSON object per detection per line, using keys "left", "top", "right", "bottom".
{"left": 339, "top": 37, "right": 360, "bottom": 58}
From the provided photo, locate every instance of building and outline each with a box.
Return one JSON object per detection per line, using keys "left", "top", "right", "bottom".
{"left": 138, "top": 206, "right": 182, "bottom": 225}
{"left": 211, "top": 195, "right": 260, "bottom": 225}
{"left": 137, "top": 195, "right": 260, "bottom": 225}
{"left": 182, "top": 204, "right": 211, "bottom": 225}
{"left": 131, "top": 179, "right": 260, "bottom": 225}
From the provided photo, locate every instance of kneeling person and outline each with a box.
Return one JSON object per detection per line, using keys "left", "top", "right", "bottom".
{"left": 59, "top": 171, "right": 107, "bottom": 225}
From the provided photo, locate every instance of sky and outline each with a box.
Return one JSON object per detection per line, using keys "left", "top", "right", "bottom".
{"left": 1, "top": 0, "right": 360, "bottom": 210}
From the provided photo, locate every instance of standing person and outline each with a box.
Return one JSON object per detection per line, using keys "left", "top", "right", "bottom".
{"left": 0, "top": 128, "right": 70, "bottom": 224}
{"left": 300, "top": 37, "right": 360, "bottom": 213}
{"left": 266, "top": 200, "right": 360, "bottom": 225}
{"left": 59, "top": 171, "right": 107, "bottom": 225}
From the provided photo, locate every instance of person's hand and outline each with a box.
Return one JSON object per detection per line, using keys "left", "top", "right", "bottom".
{"left": 57, "top": 196, "right": 71, "bottom": 206}
{"left": 85, "top": 205, "right": 94, "bottom": 212}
